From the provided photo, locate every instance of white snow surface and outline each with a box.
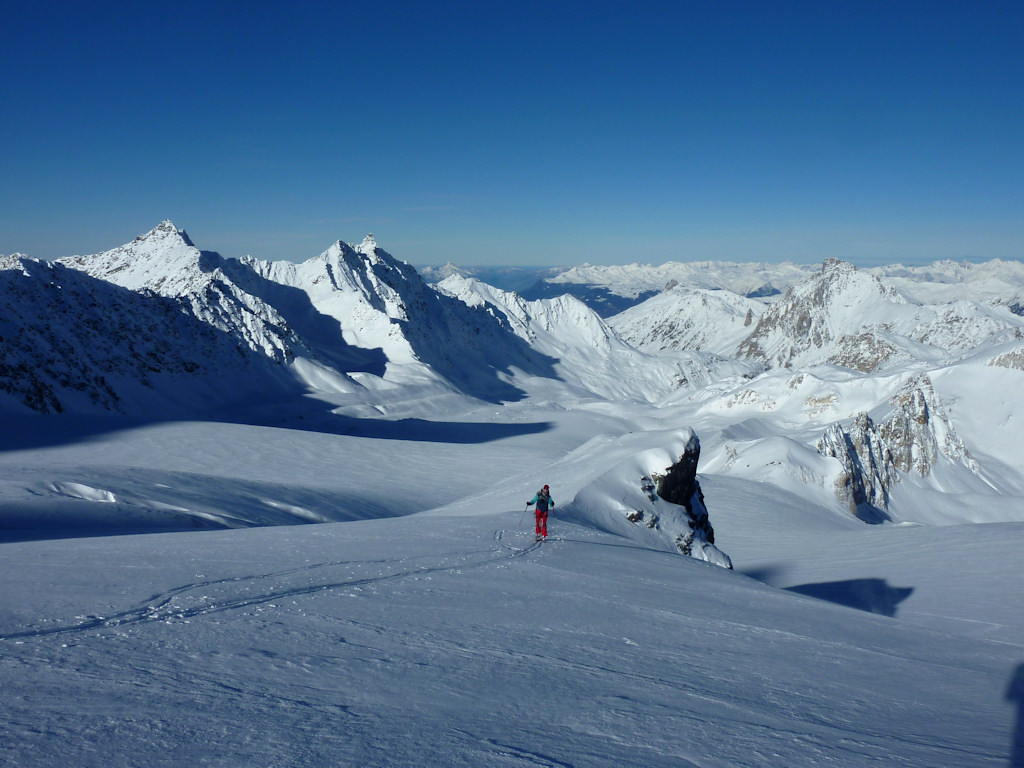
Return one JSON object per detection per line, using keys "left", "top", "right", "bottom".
{"left": 547, "top": 260, "right": 818, "bottom": 299}
{"left": 2, "top": 404, "right": 1022, "bottom": 767}
{"left": 437, "top": 274, "right": 757, "bottom": 402}
{"left": 608, "top": 285, "right": 766, "bottom": 356}
{"left": 3, "top": 223, "right": 1024, "bottom": 766}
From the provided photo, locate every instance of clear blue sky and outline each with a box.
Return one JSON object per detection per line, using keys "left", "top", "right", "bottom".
{"left": 2, "top": 1, "right": 1022, "bottom": 267}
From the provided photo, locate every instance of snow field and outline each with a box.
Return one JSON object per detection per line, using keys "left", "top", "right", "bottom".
{"left": 1, "top": 408, "right": 1022, "bottom": 766}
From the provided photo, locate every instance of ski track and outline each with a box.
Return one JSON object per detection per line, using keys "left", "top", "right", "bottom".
{"left": 0, "top": 531, "right": 541, "bottom": 644}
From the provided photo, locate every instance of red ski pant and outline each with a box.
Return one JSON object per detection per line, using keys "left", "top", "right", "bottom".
{"left": 535, "top": 510, "right": 548, "bottom": 537}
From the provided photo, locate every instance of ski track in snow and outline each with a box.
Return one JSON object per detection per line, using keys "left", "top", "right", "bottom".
{"left": 0, "top": 531, "right": 542, "bottom": 643}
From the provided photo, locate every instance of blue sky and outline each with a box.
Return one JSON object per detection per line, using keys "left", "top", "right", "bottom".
{"left": 2, "top": 1, "right": 1022, "bottom": 267}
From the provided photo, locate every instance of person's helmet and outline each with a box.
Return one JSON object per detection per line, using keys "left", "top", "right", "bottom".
{"left": 543, "top": 485, "right": 549, "bottom": 490}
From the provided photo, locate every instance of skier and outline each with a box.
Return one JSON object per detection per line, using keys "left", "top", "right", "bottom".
{"left": 526, "top": 485, "right": 555, "bottom": 541}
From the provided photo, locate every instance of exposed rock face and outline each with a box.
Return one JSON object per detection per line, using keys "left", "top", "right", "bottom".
{"left": 817, "top": 374, "right": 979, "bottom": 521}
{"left": 651, "top": 432, "right": 727, "bottom": 563}
{"left": 817, "top": 414, "right": 897, "bottom": 523}
{"left": 990, "top": 347, "right": 1024, "bottom": 371}
{"left": 736, "top": 259, "right": 1024, "bottom": 372}
{"left": 880, "top": 375, "right": 978, "bottom": 476}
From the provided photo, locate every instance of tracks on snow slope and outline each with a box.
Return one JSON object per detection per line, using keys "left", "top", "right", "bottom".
{"left": 0, "top": 530, "right": 541, "bottom": 643}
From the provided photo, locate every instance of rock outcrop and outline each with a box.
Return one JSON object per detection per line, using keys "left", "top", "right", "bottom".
{"left": 817, "top": 374, "right": 979, "bottom": 521}
{"left": 817, "top": 414, "right": 897, "bottom": 523}
{"left": 634, "top": 433, "right": 730, "bottom": 567}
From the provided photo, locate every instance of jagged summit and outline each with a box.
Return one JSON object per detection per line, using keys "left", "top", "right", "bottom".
{"left": 59, "top": 220, "right": 212, "bottom": 296}
{"left": 821, "top": 256, "right": 855, "bottom": 275}
{"left": 136, "top": 219, "right": 195, "bottom": 247}
{"left": 736, "top": 258, "right": 905, "bottom": 371}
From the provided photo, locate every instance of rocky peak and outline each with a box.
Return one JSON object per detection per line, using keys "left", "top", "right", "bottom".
{"left": 135, "top": 219, "right": 195, "bottom": 248}
{"left": 817, "top": 414, "right": 898, "bottom": 523}
{"left": 737, "top": 258, "right": 906, "bottom": 371}
{"left": 821, "top": 257, "right": 855, "bottom": 276}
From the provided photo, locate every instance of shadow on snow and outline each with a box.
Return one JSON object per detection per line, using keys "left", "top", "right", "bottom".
{"left": 785, "top": 578, "right": 914, "bottom": 617}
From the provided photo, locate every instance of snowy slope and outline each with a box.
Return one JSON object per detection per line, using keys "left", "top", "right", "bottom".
{"left": 608, "top": 285, "right": 766, "bottom": 356}
{"left": 0, "top": 411, "right": 1022, "bottom": 767}
{"left": 438, "top": 274, "right": 757, "bottom": 402}
{"left": 3, "top": 222, "right": 1024, "bottom": 765}
{"left": 0, "top": 255, "right": 297, "bottom": 416}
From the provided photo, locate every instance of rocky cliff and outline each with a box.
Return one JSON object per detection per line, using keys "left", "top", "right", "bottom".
{"left": 817, "top": 374, "right": 980, "bottom": 521}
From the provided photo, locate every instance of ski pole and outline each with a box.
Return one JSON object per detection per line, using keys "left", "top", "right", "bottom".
{"left": 519, "top": 504, "right": 529, "bottom": 527}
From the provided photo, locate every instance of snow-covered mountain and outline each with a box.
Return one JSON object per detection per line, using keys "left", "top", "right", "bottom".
{"left": 525, "top": 256, "right": 1024, "bottom": 317}
{"left": 547, "top": 260, "right": 818, "bottom": 300}
{"left": 54, "top": 222, "right": 557, "bottom": 410}
{"left": 871, "top": 258, "right": 1024, "bottom": 305}
{"left": 608, "top": 284, "right": 765, "bottom": 356}
{"left": 0, "top": 254, "right": 296, "bottom": 416}
{"left": 437, "top": 273, "right": 756, "bottom": 401}
{"left": 735, "top": 258, "right": 1024, "bottom": 371}
{"left": 59, "top": 221, "right": 310, "bottom": 365}
{"left": 419, "top": 262, "right": 563, "bottom": 294}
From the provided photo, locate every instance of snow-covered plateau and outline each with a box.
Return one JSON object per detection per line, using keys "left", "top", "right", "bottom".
{"left": 1, "top": 222, "right": 1023, "bottom": 767}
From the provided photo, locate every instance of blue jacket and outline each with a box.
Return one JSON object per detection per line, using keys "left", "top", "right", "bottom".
{"left": 527, "top": 491, "right": 554, "bottom": 512}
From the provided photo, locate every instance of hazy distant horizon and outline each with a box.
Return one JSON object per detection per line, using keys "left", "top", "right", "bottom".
{"left": 5, "top": 218, "right": 1022, "bottom": 272}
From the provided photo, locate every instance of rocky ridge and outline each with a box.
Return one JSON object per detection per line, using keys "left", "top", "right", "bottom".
{"left": 817, "top": 374, "right": 980, "bottom": 521}
{"left": 0, "top": 255, "right": 289, "bottom": 414}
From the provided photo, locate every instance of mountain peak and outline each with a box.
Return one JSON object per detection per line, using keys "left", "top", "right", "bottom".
{"left": 822, "top": 257, "right": 855, "bottom": 275}
{"left": 136, "top": 220, "right": 195, "bottom": 248}
{"left": 358, "top": 234, "right": 378, "bottom": 254}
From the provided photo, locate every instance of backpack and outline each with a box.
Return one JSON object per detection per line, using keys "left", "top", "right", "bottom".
{"left": 535, "top": 490, "right": 550, "bottom": 512}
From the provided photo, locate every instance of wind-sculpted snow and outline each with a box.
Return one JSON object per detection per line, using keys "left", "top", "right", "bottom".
{"left": 556, "top": 429, "right": 732, "bottom": 567}
{"left": 2, "top": 506, "right": 1019, "bottom": 767}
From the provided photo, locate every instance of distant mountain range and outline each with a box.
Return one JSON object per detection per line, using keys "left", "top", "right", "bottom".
{"left": 3, "top": 221, "right": 1024, "bottom": 528}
